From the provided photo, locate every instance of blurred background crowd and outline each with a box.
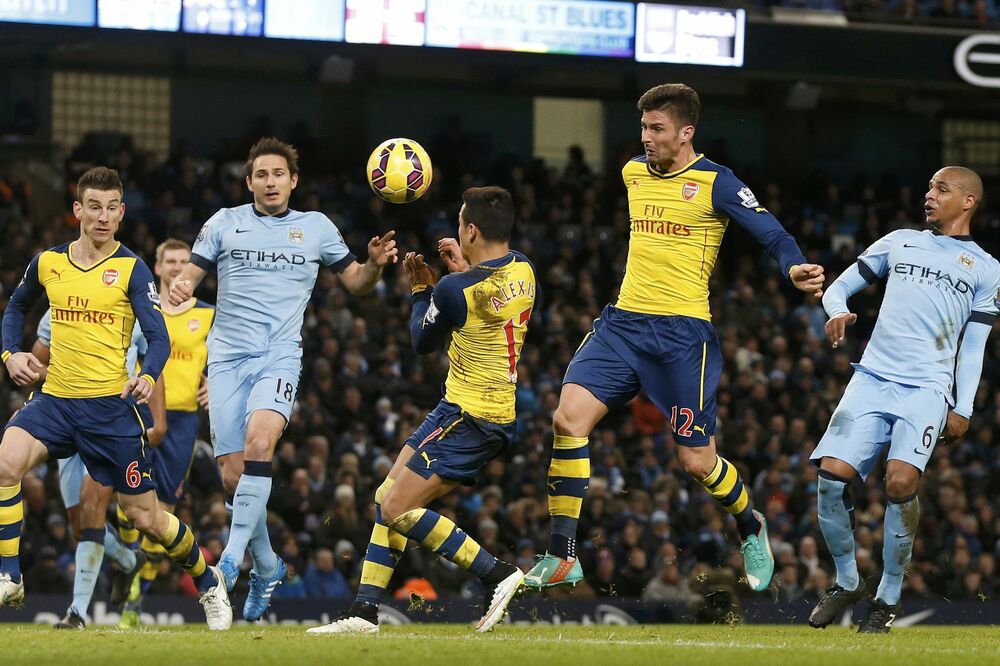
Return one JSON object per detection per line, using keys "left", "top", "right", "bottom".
{"left": 1, "top": 123, "right": 998, "bottom": 613}
{"left": 767, "top": 0, "right": 999, "bottom": 27}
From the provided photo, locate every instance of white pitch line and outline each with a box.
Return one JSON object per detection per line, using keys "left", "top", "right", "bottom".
{"left": 379, "top": 632, "right": 998, "bottom": 655}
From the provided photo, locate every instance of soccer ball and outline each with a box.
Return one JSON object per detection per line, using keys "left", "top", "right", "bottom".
{"left": 366, "top": 138, "right": 433, "bottom": 204}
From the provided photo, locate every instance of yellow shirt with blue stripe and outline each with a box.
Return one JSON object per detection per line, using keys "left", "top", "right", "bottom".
{"left": 163, "top": 299, "right": 214, "bottom": 412}
{"left": 618, "top": 154, "right": 806, "bottom": 320}
{"left": 1, "top": 241, "right": 169, "bottom": 398}
{"left": 409, "top": 251, "right": 537, "bottom": 424}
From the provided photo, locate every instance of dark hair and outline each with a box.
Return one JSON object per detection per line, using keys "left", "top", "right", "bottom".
{"left": 245, "top": 137, "right": 300, "bottom": 177}
{"left": 76, "top": 166, "right": 123, "bottom": 201}
{"left": 461, "top": 186, "right": 514, "bottom": 242}
{"left": 637, "top": 83, "right": 700, "bottom": 127}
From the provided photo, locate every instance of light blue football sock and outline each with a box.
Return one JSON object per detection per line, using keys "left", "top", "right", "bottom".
{"left": 877, "top": 494, "right": 919, "bottom": 606}
{"left": 103, "top": 523, "right": 136, "bottom": 571}
{"left": 817, "top": 471, "right": 859, "bottom": 591}
{"left": 69, "top": 530, "right": 105, "bottom": 618}
{"left": 248, "top": 509, "right": 278, "bottom": 576}
{"left": 221, "top": 462, "right": 273, "bottom": 567}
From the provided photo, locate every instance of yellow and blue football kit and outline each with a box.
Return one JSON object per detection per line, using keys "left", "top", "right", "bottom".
{"left": 565, "top": 154, "right": 806, "bottom": 445}
{"left": 2, "top": 241, "right": 169, "bottom": 495}
{"left": 156, "top": 299, "right": 213, "bottom": 504}
{"left": 404, "top": 250, "right": 536, "bottom": 483}
{"left": 355, "top": 250, "right": 536, "bottom": 610}
{"left": 542, "top": 154, "right": 806, "bottom": 568}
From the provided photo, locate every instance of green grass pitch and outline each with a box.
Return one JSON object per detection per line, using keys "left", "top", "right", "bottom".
{"left": 1, "top": 624, "right": 998, "bottom": 666}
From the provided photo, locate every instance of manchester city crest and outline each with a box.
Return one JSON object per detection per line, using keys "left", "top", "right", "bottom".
{"left": 289, "top": 227, "right": 304, "bottom": 245}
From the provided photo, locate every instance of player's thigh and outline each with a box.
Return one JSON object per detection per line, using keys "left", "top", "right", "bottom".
{"left": 207, "top": 358, "right": 254, "bottom": 457}
{"left": 72, "top": 397, "right": 157, "bottom": 497}
{"left": 402, "top": 401, "right": 511, "bottom": 490}
{"left": 0, "top": 426, "right": 51, "bottom": 483}
{"left": 3, "top": 392, "right": 76, "bottom": 477}
{"left": 640, "top": 317, "right": 721, "bottom": 447}
{"left": 810, "top": 372, "right": 892, "bottom": 480}
{"left": 117, "top": 488, "right": 165, "bottom": 537}
{"left": 562, "top": 309, "right": 641, "bottom": 416}
{"left": 154, "top": 411, "right": 199, "bottom": 505}
{"left": 244, "top": 353, "right": 302, "bottom": 452}
{"left": 381, "top": 464, "right": 457, "bottom": 524}
{"left": 886, "top": 385, "right": 949, "bottom": 477}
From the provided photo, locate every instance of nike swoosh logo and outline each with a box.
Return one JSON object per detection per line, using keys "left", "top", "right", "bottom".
{"left": 913, "top": 448, "right": 929, "bottom": 456}
{"left": 235, "top": 228, "right": 252, "bottom": 233}
{"left": 903, "top": 243, "right": 918, "bottom": 248}
{"left": 893, "top": 533, "right": 911, "bottom": 539}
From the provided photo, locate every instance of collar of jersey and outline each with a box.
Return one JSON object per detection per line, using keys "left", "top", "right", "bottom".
{"left": 252, "top": 205, "right": 292, "bottom": 219}
{"left": 930, "top": 230, "right": 973, "bottom": 242}
{"left": 646, "top": 153, "right": 704, "bottom": 180}
{"left": 478, "top": 252, "right": 515, "bottom": 268}
{"left": 66, "top": 240, "right": 121, "bottom": 272}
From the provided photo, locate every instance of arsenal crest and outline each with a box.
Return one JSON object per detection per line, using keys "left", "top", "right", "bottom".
{"left": 682, "top": 182, "right": 700, "bottom": 201}
{"left": 102, "top": 268, "right": 119, "bottom": 286}
{"left": 188, "top": 318, "right": 200, "bottom": 332}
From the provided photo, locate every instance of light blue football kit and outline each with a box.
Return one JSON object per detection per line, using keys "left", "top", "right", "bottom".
{"left": 813, "top": 228, "right": 999, "bottom": 605}
{"left": 813, "top": 228, "right": 1000, "bottom": 477}
{"left": 191, "top": 203, "right": 354, "bottom": 455}
{"left": 191, "top": 203, "right": 355, "bottom": 608}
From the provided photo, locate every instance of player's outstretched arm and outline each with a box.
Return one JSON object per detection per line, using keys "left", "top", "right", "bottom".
{"left": 168, "top": 262, "right": 207, "bottom": 306}
{"left": 340, "top": 231, "right": 398, "bottom": 294}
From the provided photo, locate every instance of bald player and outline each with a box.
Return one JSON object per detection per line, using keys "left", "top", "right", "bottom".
{"left": 525, "top": 83, "right": 824, "bottom": 594}
{"left": 808, "top": 166, "right": 998, "bottom": 633}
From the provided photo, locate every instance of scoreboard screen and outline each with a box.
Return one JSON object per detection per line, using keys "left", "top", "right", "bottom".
{"left": 182, "top": 0, "right": 263, "bottom": 36}
{"left": 425, "top": 0, "right": 634, "bottom": 57}
{"left": 263, "top": 0, "right": 345, "bottom": 42}
{"left": 0, "top": 0, "right": 95, "bottom": 26}
{"left": 344, "top": 0, "right": 425, "bottom": 46}
{"left": 635, "top": 2, "right": 744, "bottom": 67}
{"left": 98, "top": 0, "right": 180, "bottom": 31}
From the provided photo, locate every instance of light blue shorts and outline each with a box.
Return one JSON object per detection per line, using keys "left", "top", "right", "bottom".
{"left": 207, "top": 349, "right": 301, "bottom": 457}
{"left": 810, "top": 369, "right": 949, "bottom": 480}
{"left": 57, "top": 454, "right": 87, "bottom": 509}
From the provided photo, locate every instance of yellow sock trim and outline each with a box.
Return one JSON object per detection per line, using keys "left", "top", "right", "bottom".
{"left": 0, "top": 483, "right": 23, "bottom": 558}
{"left": 553, "top": 435, "right": 588, "bottom": 449}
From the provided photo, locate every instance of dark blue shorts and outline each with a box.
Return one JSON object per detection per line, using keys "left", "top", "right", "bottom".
{"left": 6, "top": 392, "right": 156, "bottom": 495}
{"left": 563, "top": 305, "right": 722, "bottom": 446}
{"left": 404, "top": 400, "right": 515, "bottom": 485}
{"left": 153, "top": 410, "right": 199, "bottom": 504}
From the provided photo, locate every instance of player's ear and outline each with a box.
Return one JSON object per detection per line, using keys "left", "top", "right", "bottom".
{"left": 245, "top": 175, "right": 253, "bottom": 192}
{"left": 680, "top": 124, "right": 695, "bottom": 144}
{"left": 72, "top": 200, "right": 83, "bottom": 221}
{"left": 290, "top": 173, "right": 299, "bottom": 190}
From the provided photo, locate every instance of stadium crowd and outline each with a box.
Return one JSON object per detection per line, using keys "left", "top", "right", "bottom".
{"left": 0, "top": 128, "right": 998, "bottom": 613}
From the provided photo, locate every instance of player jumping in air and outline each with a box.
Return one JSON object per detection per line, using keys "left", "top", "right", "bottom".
{"left": 0, "top": 167, "right": 231, "bottom": 630}
{"left": 526, "top": 83, "right": 825, "bottom": 593}
{"left": 308, "top": 187, "right": 533, "bottom": 635}
{"left": 808, "top": 167, "right": 998, "bottom": 633}
{"left": 169, "top": 138, "right": 397, "bottom": 621}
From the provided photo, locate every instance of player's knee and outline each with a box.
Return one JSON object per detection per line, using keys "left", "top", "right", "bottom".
{"left": 220, "top": 467, "right": 242, "bottom": 495}
{"left": 678, "top": 448, "right": 715, "bottom": 479}
{"left": 124, "top": 505, "right": 159, "bottom": 538}
{"left": 553, "top": 405, "right": 588, "bottom": 437}
{"left": 885, "top": 469, "right": 918, "bottom": 499}
{"left": 0, "top": 457, "right": 21, "bottom": 486}
{"left": 380, "top": 492, "right": 415, "bottom": 525}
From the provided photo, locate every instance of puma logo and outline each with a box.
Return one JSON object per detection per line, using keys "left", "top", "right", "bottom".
{"left": 421, "top": 451, "right": 437, "bottom": 469}
{"left": 49, "top": 268, "right": 64, "bottom": 279}
{"left": 693, "top": 425, "right": 706, "bottom": 435}
{"left": 141, "top": 472, "right": 152, "bottom": 480}
{"left": 547, "top": 480, "right": 562, "bottom": 492}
